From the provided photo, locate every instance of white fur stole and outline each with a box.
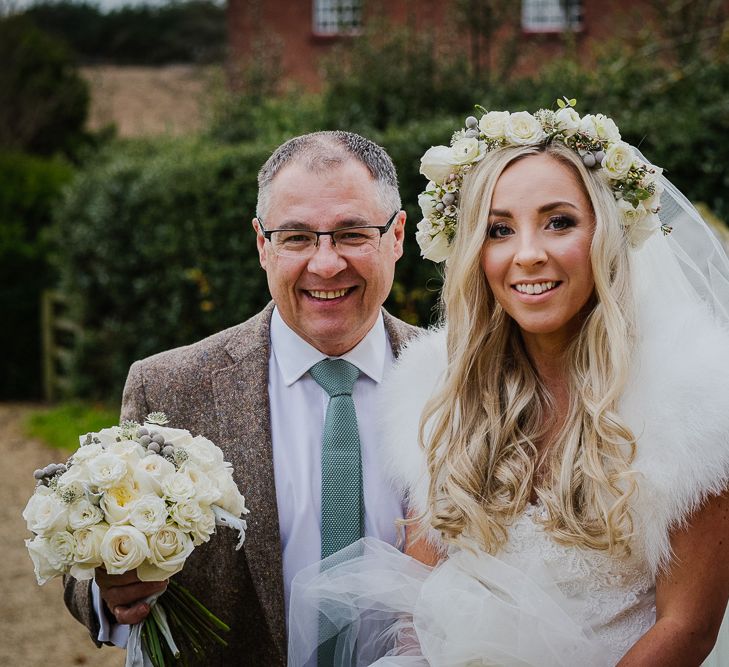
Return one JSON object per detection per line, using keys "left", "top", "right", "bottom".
{"left": 378, "top": 304, "right": 729, "bottom": 575}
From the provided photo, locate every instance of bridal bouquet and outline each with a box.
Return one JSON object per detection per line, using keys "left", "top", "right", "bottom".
{"left": 22, "top": 412, "right": 249, "bottom": 666}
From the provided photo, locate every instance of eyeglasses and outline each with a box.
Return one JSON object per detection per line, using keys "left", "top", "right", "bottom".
{"left": 258, "top": 211, "right": 399, "bottom": 259}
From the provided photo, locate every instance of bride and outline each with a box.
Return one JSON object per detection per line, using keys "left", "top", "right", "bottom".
{"left": 289, "top": 101, "right": 729, "bottom": 666}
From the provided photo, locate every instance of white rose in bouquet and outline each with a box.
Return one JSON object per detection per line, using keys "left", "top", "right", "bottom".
{"left": 181, "top": 464, "right": 221, "bottom": 506}
{"left": 69, "top": 441, "right": 103, "bottom": 464}
{"left": 25, "top": 535, "right": 64, "bottom": 585}
{"left": 100, "top": 480, "right": 141, "bottom": 524}
{"left": 138, "top": 526, "right": 195, "bottom": 581}
{"left": 100, "top": 524, "right": 150, "bottom": 575}
{"left": 129, "top": 495, "right": 168, "bottom": 534}
{"left": 169, "top": 499, "right": 204, "bottom": 531}
{"left": 87, "top": 452, "right": 128, "bottom": 489}
{"left": 180, "top": 435, "right": 224, "bottom": 472}
{"left": 22, "top": 485, "right": 69, "bottom": 536}
{"left": 162, "top": 471, "right": 196, "bottom": 503}
{"left": 212, "top": 466, "right": 248, "bottom": 517}
{"left": 49, "top": 530, "right": 77, "bottom": 568}
{"left": 189, "top": 506, "right": 217, "bottom": 546}
{"left": 68, "top": 497, "right": 104, "bottom": 530}
{"left": 70, "top": 523, "right": 107, "bottom": 580}
{"left": 134, "top": 452, "right": 176, "bottom": 495}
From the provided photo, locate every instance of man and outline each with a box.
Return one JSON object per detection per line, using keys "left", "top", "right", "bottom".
{"left": 63, "top": 130, "right": 418, "bottom": 665}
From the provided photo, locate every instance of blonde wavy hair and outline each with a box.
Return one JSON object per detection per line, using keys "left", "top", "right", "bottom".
{"left": 420, "top": 141, "right": 639, "bottom": 555}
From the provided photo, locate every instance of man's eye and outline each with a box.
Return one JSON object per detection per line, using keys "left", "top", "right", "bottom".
{"left": 335, "top": 229, "right": 375, "bottom": 244}
{"left": 278, "top": 233, "right": 313, "bottom": 245}
{"left": 488, "top": 223, "right": 513, "bottom": 239}
{"left": 548, "top": 216, "right": 575, "bottom": 231}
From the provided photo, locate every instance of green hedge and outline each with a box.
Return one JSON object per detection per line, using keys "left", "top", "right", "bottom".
{"left": 0, "top": 152, "right": 74, "bottom": 398}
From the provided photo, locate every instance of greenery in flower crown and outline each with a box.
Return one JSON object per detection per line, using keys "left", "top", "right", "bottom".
{"left": 416, "top": 97, "right": 668, "bottom": 262}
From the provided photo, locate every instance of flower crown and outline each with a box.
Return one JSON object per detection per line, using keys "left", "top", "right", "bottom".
{"left": 416, "top": 98, "right": 668, "bottom": 262}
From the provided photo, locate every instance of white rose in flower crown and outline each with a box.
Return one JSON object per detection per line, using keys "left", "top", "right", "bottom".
{"left": 418, "top": 192, "right": 437, "bottom": 219}
{"left": 505, "top": 112, "right": 545, "bottom": 145}
{"left": 87, "top": 452, "right": 128, "bottom": 489}
{"left": 578, "top": 114, "right": 598, "bottom": 138}
{"left": 592, "top": 113, "right": 621, "bottom": 142}
{"left": 420, "top": 145, "right": 456, "bottom": 184}
{"left": 189, "top": 506, "right": 216, "bottom": 546}
{"left": 416, "top": 223, "right": 451, "bottom": 263}
{"left": 162, "top": 471, "right": 196, "bottom": 503}
{"left": 451, "top": 138, "right": 480, "bottom": 165}
{"left": 137, "top": 526, "right": 194, "bottom": 581}
{"left": 68, "top": 497, "right": 104, "bottom": 530}
{"left": 478, "top": 111, "right": 509, "bottom": 139}
{"left": 70, "top": 523, "right": 107, "bottom": 579}
{"left": 25, "top": 535, "right": 64, "bottom": 585}
{"left": 101, "top": 480, "right": 141, "bottom": 524}
{"left": 602, "top": 141, "right": 635, "bottom": 180}
{"left": 100, "top": 524, "right": 150, "bottom": 575}
{"left": 23, "top": 486, "right": 69, "bottom": 536}
{"left": 129, "top": 495, "right": 168, "bottom": 534}
{"left": 555, "top": 107, "right": 581, "bottom": 136}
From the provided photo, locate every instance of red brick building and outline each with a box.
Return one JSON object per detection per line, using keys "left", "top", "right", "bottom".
{"left": 226, "top": 1, "right": 724, "bottom": 91}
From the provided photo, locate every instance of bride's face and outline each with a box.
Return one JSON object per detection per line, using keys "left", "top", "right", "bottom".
{"left": 480, "top": 153, "right": 596, "bottom": 351}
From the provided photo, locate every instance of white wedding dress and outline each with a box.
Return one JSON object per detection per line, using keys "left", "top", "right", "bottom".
{"left": 289, "top": 223, "right": 729, "bottom": 666}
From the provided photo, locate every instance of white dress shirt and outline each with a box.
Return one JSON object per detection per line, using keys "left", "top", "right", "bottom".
{"left": 95, "top": 307, "right": 404, "bottom": 645}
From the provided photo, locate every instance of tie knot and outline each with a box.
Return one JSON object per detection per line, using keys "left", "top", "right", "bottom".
{"left": 309, "top": 358, "right": 360, "bottom": 397}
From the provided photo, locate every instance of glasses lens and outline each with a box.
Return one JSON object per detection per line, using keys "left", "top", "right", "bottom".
{"left": 270, "top": 230, "right": 317, "bottom": 257}
{"left": 332, "top": 227, "right": 380, "bottom": 256}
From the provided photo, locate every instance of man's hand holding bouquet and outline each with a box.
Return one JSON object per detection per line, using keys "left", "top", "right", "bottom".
{"left": 22, "top": 412, "right": 249, "bottom": 666}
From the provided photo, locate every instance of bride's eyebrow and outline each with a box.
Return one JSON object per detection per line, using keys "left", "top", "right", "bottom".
{"left": 488, "top": 208, "right": 512, "bottom": 218}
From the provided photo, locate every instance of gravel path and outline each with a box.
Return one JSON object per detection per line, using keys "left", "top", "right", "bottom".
{"left": 0, "top": 403, "right": 124, "bottom": 667}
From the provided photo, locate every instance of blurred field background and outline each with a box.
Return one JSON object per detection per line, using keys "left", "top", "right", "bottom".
{"left": 2, "top": 0, "right": 729, "bottom": 664}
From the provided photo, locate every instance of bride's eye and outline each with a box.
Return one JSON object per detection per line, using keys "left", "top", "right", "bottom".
{"left": 547, "top": 215, "right": 575, "bottom": 231}
{"left": 488, "top": 222, "right": 513, "bottom": 239}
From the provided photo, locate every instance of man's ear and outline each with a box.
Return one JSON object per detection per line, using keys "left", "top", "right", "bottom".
{"left": 392, "top": 210, "right": 406, "bottom": 261}
{"left": 252, "top": 219, "right": 267, "bottom": 270}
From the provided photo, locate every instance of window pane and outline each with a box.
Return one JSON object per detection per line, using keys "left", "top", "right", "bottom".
{"left": 522, "top": 0, "right": 582, "bottom": 32}
{"left": 313, "top": 0, "right": 363, "bottom": 35}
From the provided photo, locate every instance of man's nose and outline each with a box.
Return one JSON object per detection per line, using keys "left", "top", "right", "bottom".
{"left": 306, "top": 237, "right": 348, "bottom": 277}
{"left": 514, "top": 233, "right": 547, "bottom": 267}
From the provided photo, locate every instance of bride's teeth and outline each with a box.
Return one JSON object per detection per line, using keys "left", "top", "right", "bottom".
{"left": 310, "top": 289, "right": 347, "bottom": 300}
{"left": 515, "top": 281, "right": 556, "bottom": 294}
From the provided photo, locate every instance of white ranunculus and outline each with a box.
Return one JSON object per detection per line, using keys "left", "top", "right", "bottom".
{"left": 420, "top": 145, "right": 456, "bottom": 184}
{"left": 579, "top": 114, "right": 598, "bottom": 138}
{"left": 49, "top": 530, "right": 76, "bottom": 567}
{"left": 169, "top": 499, "right": 203, "bottom": 531}
{"left": 68, "top": 497, "right": 104, "bottom": 530}
{"left": 25, "top": 536, "right": 64, "bottom": 585}
{"left": 593, "top": 113, "right": 621, "bottom": 142}
{"left": 416, "top": 229, "right": 451, "bottom": 263}
{"left": 418, "top": 193, "right": 437, "bottom": 219}
{"left": 189, "top": 506, "right": 216, "bottom": 546}
{"left": 129, "top": 495, "right": 168, "bottom": 535}
{"left": 70, "top": 442, "right": 103, "bottom": 464}
{"left": 23, "top": 486, "right": 69, "bottom": 536}
{"left": 555, "top": 107, "right": 581, "bottom": 136}
{"left": 100, "top": 525, "right": 150, "bottom": 575}
{"left": 180, "top": 436, "right": 224, "bottom": 472}
{"left": 71, "top": 523, "right": 107, "bottom": 579}
{"left": 450, "top": 138, "right": 480, "bottom": 165}
{"left": 181, "top": 464, "right": 221, "bottom": 506}
{"left": 100, "top": 480, "right": 141, "bottom": 524}
{"left": 602, "top": 141, "right": 635, "bottom": 180}
{"left": 211, "top": 467, "right": 248, "bottom": 517}
{"left": 162, "top": 471, "right": 196, "bottom": 503}
{"left": 478, "top": 111, "right": 509, "bottom": 139}
{"left": 87, "top": 453, "right": 128, "bottom": 489}
{"left": 138, "top": 526, "right": 194, "bottom": 581}
{"left": 504, "top": 112, "right": 545, "bottom": 145}
{"left": 134, "top": 454, "right": 175, "bottom": 495}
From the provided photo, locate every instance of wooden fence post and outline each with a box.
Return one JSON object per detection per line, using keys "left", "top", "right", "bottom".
{"left": 41, "top": 290, "right": 81, "bottom": 402}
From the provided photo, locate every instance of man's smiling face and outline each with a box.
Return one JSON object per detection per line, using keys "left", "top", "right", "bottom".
{"left": 254, "top": 159, "right": 405, "bottom": 356}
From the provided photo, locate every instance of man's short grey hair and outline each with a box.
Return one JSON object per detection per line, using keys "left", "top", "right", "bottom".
{"left": 256, "top": 130, "right": 401, "bottom": 220}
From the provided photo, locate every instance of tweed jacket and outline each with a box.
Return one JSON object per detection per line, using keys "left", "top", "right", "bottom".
{"left": 64, "top": 302, "right": 419, "bottom": 666}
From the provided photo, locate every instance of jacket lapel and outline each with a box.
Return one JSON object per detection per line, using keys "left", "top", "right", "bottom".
{"left": 211, "top": 305, "right": 287, "bottom": 660}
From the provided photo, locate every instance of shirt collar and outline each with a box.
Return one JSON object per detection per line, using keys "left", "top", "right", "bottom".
{"left": 270, "top": 307, "right": 387, "bottom": 386}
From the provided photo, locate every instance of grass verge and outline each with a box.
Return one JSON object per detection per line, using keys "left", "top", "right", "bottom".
{"left": 24, "top": 402, "right": 119, "bottom": 453}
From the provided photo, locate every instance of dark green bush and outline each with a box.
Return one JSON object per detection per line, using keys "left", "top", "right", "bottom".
{"left": 0, "top": 15, "right": 89, "bottom": 156}
{"left": 0, "top": 152, "right": 74, "bottom": 399}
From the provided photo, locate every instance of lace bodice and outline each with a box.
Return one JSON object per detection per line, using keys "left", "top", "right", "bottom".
{"left": 446, "top": 504, "right": 656, "bottom": 663}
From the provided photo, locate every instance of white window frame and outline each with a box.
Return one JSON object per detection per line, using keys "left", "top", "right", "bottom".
{"left": 312, "top": 0, "right": 363, "bottom": 36}
{"left": 522, "top": 0, "right": 583, "bottom": 33}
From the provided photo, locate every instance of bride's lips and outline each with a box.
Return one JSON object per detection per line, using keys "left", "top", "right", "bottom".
{"left": 511, "top": 280, "right": 562, "bottom": 301}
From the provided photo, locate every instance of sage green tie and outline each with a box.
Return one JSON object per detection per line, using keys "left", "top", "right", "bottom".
{"left": 309, "top": 358, "right": 364, "bottom": 559}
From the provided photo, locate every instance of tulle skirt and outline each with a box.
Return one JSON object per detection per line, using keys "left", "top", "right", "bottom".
{"left": 288, "top": 538, "right": 611, "bottom": 667}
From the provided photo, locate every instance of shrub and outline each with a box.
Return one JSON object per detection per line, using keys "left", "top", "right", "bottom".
{"left": 0, "top": 152, "right": 74, "bottom": 399}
